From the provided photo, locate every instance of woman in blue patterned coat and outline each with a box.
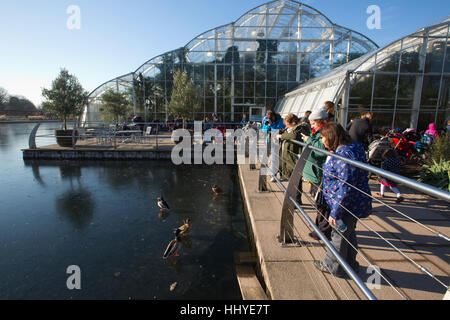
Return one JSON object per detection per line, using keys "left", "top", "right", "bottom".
{"left": 313, "top": 122, "right": 372, "bottom": 277}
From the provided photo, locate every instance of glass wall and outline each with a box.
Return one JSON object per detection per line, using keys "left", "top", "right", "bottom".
{"left": 347, "top": 22, "right": 450, "bottom": 130}
{"left": 84, "top": 0, "right": 377, "bottom": 124}
{"left": 276, "top": 18, "right": 450, "bottom": 131}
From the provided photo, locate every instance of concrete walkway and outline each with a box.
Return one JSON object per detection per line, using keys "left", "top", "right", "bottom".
{"left": 238, "top": 163, "right": 450, "bottom": 300}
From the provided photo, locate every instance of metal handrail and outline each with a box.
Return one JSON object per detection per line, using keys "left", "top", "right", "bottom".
{"left": 261, "top": 162, "right": 377, "bottom": 300}
{"left": 259, "top": 138, "right": 450, "bottom": 300}
{"left": 289, "top": 196, "right": 377, "bottom": 300}
{"left": 290, "top": 139, "right": 450, "bottom": 202}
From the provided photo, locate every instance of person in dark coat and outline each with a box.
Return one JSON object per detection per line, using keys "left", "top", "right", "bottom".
{"left": 314, "top": 122, "right": 372, "bottom": 277}
{"left": 324, "top": 101, "right": 335, "bottom": 121}
{"left": 299, "top": 111, "right": 312, "bottom": 125}
{"left": 301, "top": 106, "right": 332, "bottom": 240}
{"left": 276, "top": 114, "right": 310, "bottom": 180}
{"left": 347, "top": 112, "right": 374, "bottom": 150}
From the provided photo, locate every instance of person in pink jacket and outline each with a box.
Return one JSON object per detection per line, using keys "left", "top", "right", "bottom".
{"left": 425, "top": 123, "right": 439, "bottom": 139}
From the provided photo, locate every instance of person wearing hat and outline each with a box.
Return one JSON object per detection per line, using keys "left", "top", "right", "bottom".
{"left": 300, "top": 106, "right": 332, "bottom": 241}
{"left": 347, "top": 111, "right": 374, "bottom": 150}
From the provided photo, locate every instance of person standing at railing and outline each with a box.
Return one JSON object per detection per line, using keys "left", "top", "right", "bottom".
{"left": 347, "top": 112, "right": 374, "bottom": 150}
{"left": 299, "top": 111, "right": 312, "bottom": 127}
{"left": 204, "top": 117, "right": 213, "bottom": 130}
{"left": 313, "top": 122, "right": 372, "bottom": 277}
{"left": 300, "top": 106, "right": 332, "bottom": 240}
{"left": 324, "top": 101, "right": 335, "bottom": 122}
{"left": 276, "top": 114, "right": 309, "bottom": 181}
{"left": 262, "top": 109, "right": 273, "bottom": 129}
{"left": 241, "top": 114, "right": 248, "bottom": 127}
{"left": 262, "top": 111, "right": 285, "bottom": 181}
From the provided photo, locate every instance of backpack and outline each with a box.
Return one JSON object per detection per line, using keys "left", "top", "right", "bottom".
{"left": 422, "top": 133, "right": 436, "bottom": 147}
{"left": 368, "top": 138, "right": 392, "bottom": 163}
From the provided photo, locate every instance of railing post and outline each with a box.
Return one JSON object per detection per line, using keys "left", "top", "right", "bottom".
{"left": 258, "top": 165, "right": 269, "bottom": 192}
{"left": 72, "top": 126, "right": 77, "bottom": 150}
{"left": 278, "top": 146, "right": 312, "bottom": 244}
{"left": 156, "top": 124, "right": 159, "bottom": 150}
{"left": 28, "top": 123, "right": 41, "bottom": 149}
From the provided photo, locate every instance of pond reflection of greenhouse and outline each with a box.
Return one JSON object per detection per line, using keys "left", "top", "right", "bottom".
{"left": 82, "top": 0, "right": 378, "bottom": 124}
{"left": 276, "top": 17, "right": 450, "bottom": 130}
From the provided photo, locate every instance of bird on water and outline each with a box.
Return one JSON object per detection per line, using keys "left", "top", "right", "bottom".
{"left": 163, "top": 235, "right": 181, "bottom": 259}
{"left": 174, "top": 219, "right": 192, "bottom": 237}
{"left": 157, "top": 197, "right": 170, "bottom": 210}
{"left": 212, "top": 185, "right": 222, "bottom": 195}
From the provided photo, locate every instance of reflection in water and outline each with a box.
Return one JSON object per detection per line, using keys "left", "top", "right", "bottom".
{"left": 54, "top": 162, "right": 94, "bottom": 229}
{"left": 30, "top": 162, "right": 46, "bottom": 187}
{"left": 0, "top": 125, "right": 10, "bottom": 148}
{"left": 158, "top": 210, "right": 170, "bottom": 222}
{"left": 56, "top": 187, "right": 95, "bottom": 229}
{"left": 3, "top": 124, "right": 249, "bottom": 299}
{"left": 59, "top": 164, "right": 82, "bottom": 182}
{"left": 180, "top": 235, "right": 193, "bottom": 250}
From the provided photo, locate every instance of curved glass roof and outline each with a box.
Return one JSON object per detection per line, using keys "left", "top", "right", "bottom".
{"left": 83, "top": 0, "right": 378, "bottom": 124}
{"left": 131, "top": 0, "right": 377, "bottom": 79}
{"left": 276, "top": 17, "right": 450, "bottom": 129}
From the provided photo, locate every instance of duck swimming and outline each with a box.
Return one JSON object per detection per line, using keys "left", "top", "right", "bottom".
{"left": 163, "top": 235, "right": 181, "bottom": 259}
{"left": 174, "top": 219, "right": 192, "bottom": 237}
{"left": 157, "top": 197, "right": 170, "bottom": 210}
{"left": 212, "top": 185, "right": 222, "bottom": 195}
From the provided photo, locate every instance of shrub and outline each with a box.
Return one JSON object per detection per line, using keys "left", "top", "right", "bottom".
{"left": 418, "top": 159, "right": 450, "bottom": 192}
{"left": 425, "top": 132, "right": 450, "bottom": 164}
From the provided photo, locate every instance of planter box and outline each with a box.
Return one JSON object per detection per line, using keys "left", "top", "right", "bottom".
{"left": 55, "top": 129, "right": 78, "bottom": 147}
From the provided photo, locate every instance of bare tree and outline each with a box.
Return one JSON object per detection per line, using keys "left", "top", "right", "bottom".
{"left": 0, "top": 87, "right": 8, "bottom": 106}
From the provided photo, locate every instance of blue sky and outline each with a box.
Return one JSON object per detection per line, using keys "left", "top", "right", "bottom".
{"left": 0, "top": 0, "right": 448, "bottom": 106}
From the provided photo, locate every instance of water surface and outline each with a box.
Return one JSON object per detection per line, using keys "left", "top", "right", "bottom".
{"left": 0, "top": 123, "right": 249, "bottom": 299}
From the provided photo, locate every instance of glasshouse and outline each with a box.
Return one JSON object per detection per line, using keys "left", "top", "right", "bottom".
{"left": 276, "top": 17, "right": 450, "bottom": 130}
{"left": 81, "top": 0, "right": 378, "bottom": 124}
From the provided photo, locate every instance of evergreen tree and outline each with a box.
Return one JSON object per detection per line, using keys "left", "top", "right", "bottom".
{"left": 168, "top": 70, "right": 201, "bottom": 128}
{"left": 41, "top": 69, "right": 88, "bottom": 130}
{"left": 100, "top": 89, "right": 131, "bottom": 123}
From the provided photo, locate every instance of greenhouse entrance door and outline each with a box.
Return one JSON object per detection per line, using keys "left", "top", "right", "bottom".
{"left": 234, "top": 103, "right": 255, "bottom": 123}
{"left": 250, "top": 106, "right": 265, "bottom": 122}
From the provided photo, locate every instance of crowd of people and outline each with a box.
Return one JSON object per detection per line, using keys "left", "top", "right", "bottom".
{"left": 260, "top": 102, "right": 415, "bottom": 278}
{"left": 259, "top": 101, "right": 448, "bottom": 277}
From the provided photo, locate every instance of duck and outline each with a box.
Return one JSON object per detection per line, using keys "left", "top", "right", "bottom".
{"left": 163, "top": 235, "right": 181, "bottom": 259}
{"left": 174, "top": 219, "right": 192, "bottom": 237}
{"left": 157, "top": 197, "right": 170, "bottom": 210}
{"left": 212, "top": 185, "right": 222, "bottom": 195}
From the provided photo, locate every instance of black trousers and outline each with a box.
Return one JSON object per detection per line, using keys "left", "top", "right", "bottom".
{"left": 310, "top": 182, "right": 332, "bottom": 240}
{"left": 323, "top": 214, "right": 359, "bottom": 276}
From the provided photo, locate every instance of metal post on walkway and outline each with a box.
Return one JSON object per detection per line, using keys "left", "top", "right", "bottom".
{"left": 279, "top": 145, "right": 311, "bottom": 244}
{"left": 28, "top": 123, "right": 41, "bottom": 149}
{"left": 258, "top": 165, "right": 269, "bottom": 192}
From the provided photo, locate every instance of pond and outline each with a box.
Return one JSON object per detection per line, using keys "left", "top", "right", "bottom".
{"left": 0, "top": 122, "right": 250, "bottom": 299}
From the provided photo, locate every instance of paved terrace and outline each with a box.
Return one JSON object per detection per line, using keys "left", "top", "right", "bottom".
{"left": 238, "top": 163, "right": 449, "bottom": 300}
